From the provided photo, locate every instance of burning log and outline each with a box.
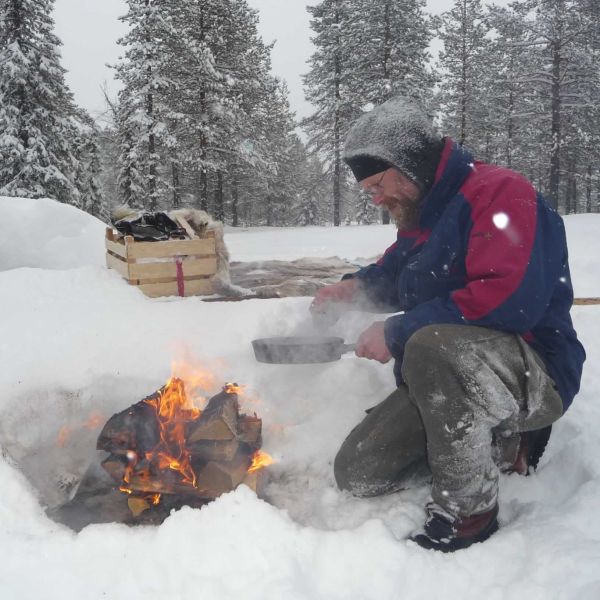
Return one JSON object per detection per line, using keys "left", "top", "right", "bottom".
{"left": 97, "top": 378, "right": 271, "bottom": 515}
{"left": 97, "top": 398, "right": 160, "bottom": 456}
{"left": 237, "top": 415, "right": 262, "bottom": 449}
{"left": 100, "top": 455, "right": 128, "bottom": 482}
{"left": 195, "top": 450, "right": 251, "bottom": 496}
{"left": 188, "top": 438, "right": 240, "bottom": 462}
{"left": 186, "top": 389, "right": 239, "bottom": 442}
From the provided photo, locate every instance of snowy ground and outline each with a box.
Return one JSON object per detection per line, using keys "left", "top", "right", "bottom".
{"left": 1, "top": 197, "right": 599, "bottom": 600}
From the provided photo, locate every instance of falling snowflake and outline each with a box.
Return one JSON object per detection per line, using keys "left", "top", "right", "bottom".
{"left": 492, "top": 212, "right": 510, "bottom": 230}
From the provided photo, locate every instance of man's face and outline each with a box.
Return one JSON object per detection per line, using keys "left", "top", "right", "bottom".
{"left": 360, "top": 168, "right": 422, "bottom": 230}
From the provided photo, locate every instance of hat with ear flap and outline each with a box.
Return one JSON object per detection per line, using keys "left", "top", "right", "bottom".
{"left": 343, "top": 97, "right": 444, "bottom": 194}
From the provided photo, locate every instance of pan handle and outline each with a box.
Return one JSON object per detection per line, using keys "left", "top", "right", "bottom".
{"left": 341, "top": 343, "right": 356, "bottom": 355}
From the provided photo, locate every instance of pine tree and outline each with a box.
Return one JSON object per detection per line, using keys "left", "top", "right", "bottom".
{"left": 303, "top": 0, "right": 356, "bottom": 226}
{"left": 115, "top": 0, "right": 180, "bottom": 210}
{"left": 436, "top": 0, "right": 490, "bottom": 148}
{"left": 344, "top": 0, "right": 435, "bottom": 224}
{"left": 508, "top": 0, "right": 598, "bottom": 209}
{"left": 73, "top": 110, "right": 107, "bottom": 220}
{"left": 347, "top": 0, "right": 434, "bottom": 106}
{"left": 295, "top": 154, "right": 330, "bottom": 226}
{"left": 162, "top": 0, "right": 228, "bottom": 212}
{"left": 481, "top": 6, "right": 532, "bottom": 168}
{"left": 0, "top": 0, "right": 82, "bottom": 204}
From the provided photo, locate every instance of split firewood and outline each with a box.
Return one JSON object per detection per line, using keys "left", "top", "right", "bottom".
{"left": 237, "top": 415, "right": 262, "bottom": 448}
{"left": 241, "top": 469, "right": 261, "bottom": 494}
{"left": 188, "top": 438, "right": 240, "bottom": 462}
{"left": 128, "top": 496, "right": 153, "bottom": 517}
{"left": 187, "top": 390, "right": 239, "bottom": 442}
{"left": 126, "top": 472, "right": 212, "bottom": 498}
{"left": 195, "top": 450, "right": 251, "bottom": 495}
{"left": 97, "top": 399, "right": 160, "bottom": 456}
{"left": 101, "top": 456, "right": 128, "bottom": 483}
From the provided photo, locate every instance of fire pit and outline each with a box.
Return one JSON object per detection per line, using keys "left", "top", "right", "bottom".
{"left": 49, "top": 377, "right": 272, "bottom": 529}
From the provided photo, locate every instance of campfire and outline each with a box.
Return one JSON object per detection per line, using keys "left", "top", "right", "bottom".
{"left": 96, "top": 376, "right": 272, "bottom": 517}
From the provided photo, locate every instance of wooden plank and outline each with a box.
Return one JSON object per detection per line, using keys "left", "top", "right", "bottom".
{"left": 106, "top": 251, "right": 131, "bottom": 279}
{"left": 128, "top": 256, "right": 217, "bottom": 280}
{"left": 173, "top": 215, "right": 197, "bottom": 239}
{"left": 126, "top": 238, "right": 216, "bottom": 260}
{"left": 573, "top": 297, "right": 600, "bottom": 305}
{"left": 136, "top": 278, "right": 214, "bottom": 298}
{"left": 105, "top": 236, "right": 128, "bottom": 260}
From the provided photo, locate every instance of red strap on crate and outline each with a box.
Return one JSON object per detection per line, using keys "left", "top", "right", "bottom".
{"left": 176, "top": 258, "right": 185, "bottom": 297}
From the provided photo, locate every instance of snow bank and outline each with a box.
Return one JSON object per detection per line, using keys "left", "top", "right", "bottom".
{"left": 0, "top": 197, "right": 107, "bottom": 271}
{"left": 0, "top": 198, "right": 599, "bottom": 599}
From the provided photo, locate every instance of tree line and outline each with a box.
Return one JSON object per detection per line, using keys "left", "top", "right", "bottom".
{"left": 0, "top": 0, "right": 598, "bottom": 226}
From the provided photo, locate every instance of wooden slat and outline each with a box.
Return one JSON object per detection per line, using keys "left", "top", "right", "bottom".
{"left": 128, "top": 256, "right": 217, "bottom": 280}
{"left": 136, "top": 278, "right": 214, "bottom": 298}
{"left": 127, "top": 237, "right": 216, "bottom": 259}
{"left": 105, "top": 236, "right": 128, "bottom": 259}
{"left": 173, "top": 215, "right": 197, "bottom": 239}
{"left": 106, "top": 251, "right": 130, "bottom": 278}
{"left": 573, "top": 297, "right": 600, "bottom": 305}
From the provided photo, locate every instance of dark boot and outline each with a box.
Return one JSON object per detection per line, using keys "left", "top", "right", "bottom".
{"left": 410, "top": 503, "right": 499, "bottom": 552}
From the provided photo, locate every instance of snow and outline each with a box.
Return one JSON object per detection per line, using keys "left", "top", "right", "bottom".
{"left": 1, "top": 196, "right": 600, "bottom": 599}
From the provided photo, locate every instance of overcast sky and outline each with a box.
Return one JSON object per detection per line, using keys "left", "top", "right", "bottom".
{"left": 53, "top": 0, "right": 509, "bottom": 122}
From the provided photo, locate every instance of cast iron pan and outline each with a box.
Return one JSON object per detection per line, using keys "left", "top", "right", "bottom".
{"left": 252, "top": 336, "right": 356, "bottom": 364}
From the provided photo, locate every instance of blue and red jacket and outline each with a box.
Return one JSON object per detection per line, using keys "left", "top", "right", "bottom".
{"left": 351, "top": 139, "right": 585, "bottom": 411}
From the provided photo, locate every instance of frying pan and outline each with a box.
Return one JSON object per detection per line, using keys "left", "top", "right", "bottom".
{"left": 252, "top": 336, "right": 356, "bottom": 364}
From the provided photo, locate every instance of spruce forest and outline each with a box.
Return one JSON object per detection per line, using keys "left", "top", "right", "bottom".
{"left": 0, "top": 0, "right": 598, "bottom": 226}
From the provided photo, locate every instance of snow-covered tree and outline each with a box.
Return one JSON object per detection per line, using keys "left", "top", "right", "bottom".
{"left": 303, "top": 0, "right": 356, "bottom": 227}
{"left": 480, "top": 6, "right": 532, "bottom": 168}
{"left": 114, "top": 0, "right": 181, "bottom": 210}
{"left": 436, "top": 0, "right": 490, "bottom": 148}
{"left": 347, "top": 0, "right": 434, "bottom": 107}
{"left": 344, "top": 0, "right": 435, "bottom": 223}
{"left": 0, "top": 0, "right": 82, "bottom": 204}
{"left": 73, "top": 110, "right": 107, "bottom": 220}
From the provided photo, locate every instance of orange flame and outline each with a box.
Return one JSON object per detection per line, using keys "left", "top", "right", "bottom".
{"left": 57, "top": 412, "right": 105, "bottom": 447}
{"left": 142, "top": 377, "right": 201, "bottom": 487}
{"left": 223, "top": 382, "right": 244, "bottom": 395}
{"left": 170, "top": 356, "right": 218, "bottom": 406}
{"left": 248, "top": 450, "right": 274, "bottom": 473}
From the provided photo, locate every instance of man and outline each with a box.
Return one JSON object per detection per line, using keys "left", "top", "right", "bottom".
{"left": 311, "top": 97, "right": 585, "bottom": 552}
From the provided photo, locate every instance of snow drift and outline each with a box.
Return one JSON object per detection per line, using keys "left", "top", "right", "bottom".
{"left": 0, "top": 197, "right": 599, "bottom": 600}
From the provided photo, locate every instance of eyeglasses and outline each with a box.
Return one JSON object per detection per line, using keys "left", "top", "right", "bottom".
{"left": 363, "top": 170, "right": 388, "bottom": 197}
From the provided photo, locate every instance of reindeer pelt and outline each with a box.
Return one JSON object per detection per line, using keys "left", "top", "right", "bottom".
{"left": 169, "top": 209, "right": 252, "bottom": 298}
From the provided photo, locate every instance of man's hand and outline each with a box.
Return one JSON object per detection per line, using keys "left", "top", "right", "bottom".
{"left": 355, "top": 321, "right": 392, "bottom": 363}
{"left": 310, "top": 278, "right": 359, "bottom": 314}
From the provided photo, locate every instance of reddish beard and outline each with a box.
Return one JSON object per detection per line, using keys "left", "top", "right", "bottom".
{"left": 384, "top": 193, "right": 423, "bottom": 231}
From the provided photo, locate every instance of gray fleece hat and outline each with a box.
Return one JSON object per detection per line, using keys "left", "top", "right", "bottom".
{"left": 343, "top": 97, "right": 444, "bottom": 193}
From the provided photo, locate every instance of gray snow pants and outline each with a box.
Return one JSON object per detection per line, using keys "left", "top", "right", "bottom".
{"left": 334, "top": 324, "right": 564, "bottom": 516}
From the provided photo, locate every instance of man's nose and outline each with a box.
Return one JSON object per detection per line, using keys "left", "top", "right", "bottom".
{"left": 372, "top": 193, "right": 385, "bottom": 206}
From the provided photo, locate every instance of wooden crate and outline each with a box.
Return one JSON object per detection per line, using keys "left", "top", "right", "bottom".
{"left": 105, "top": 227, "right": 218, "bottom": 298}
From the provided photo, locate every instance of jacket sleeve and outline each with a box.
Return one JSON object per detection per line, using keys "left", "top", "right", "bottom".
{"left": 343, "top": 241, "right": 403, "bottom": 309}
{"left": 384, "top": 173, "right": 565, "bottom": 359}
